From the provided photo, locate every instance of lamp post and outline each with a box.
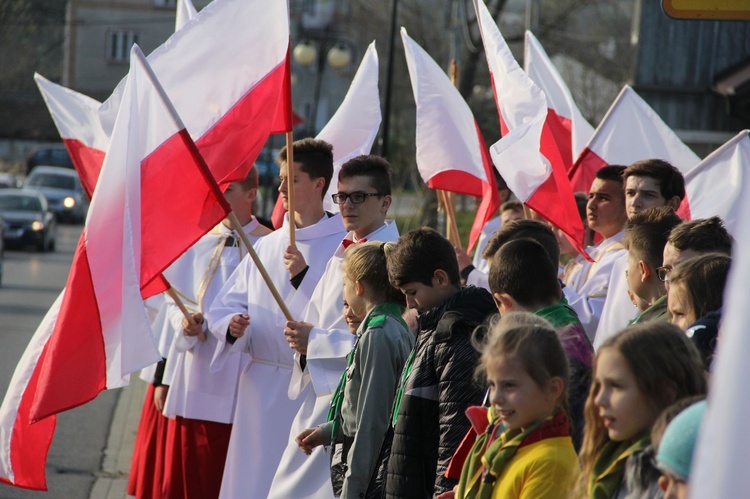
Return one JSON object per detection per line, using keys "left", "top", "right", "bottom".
{"left": 293, "top": 37, "right": 353, "bottom": 136}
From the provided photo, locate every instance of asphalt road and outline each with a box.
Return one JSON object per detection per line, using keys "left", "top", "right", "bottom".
{"left": 0, "top": 224, "right": 120, "bottom": 499}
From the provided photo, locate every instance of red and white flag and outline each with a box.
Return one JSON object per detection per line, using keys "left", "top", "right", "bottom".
{"left": 97, "top": 0, "right": 291, "bottom": 187}
{"left": 33, "top": 75, "right": 107, "bottom": 198}
{"left": 272, "top": 42, "right": 382, "bottom": 227}
{"left": 524, "top": 30, "right": 594, "bottom": 172}
{"left": 473, "top": 0, "right": 588, "bottom": 257}
{"left": 0, "top": 45, "right": 231, "bottom": 490}
{"left": 683, "top": 130, "right": 750, "bottom": 236}
{"left": 175, "top": 0, "right": 198, "bottom": 30}
{"left": 401, "top": 27, "right": 499, "bottom": 252}
{"left": 690, "top": 133, "right": 750, "bottom": 497}
{"left": 568, "top": 85, "right": 700, "bottom": 196}
{"left": 36, "top": 0, "right": 288, "bottom": 198}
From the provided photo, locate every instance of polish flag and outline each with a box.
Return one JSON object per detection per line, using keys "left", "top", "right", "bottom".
{"left": 271, "top": 42, "right": 382, "bottom": 228}
{"left": 97, "top": 0, "right": 291, "bottom": 187}
{"left": 401, "top": 28, "right": 499, "bottom": 252}
{"left": 0, "top": 46, "right": 231, "bottom": 490}
{"left": 473, "top": 0, "right": 588, "bottom": 257}
{"left": 682, "top": 130, "right": 750, "bottom": 236}
{"left": 36, "top": 0, "right": 288, "bottom": 199}
{"left": 690, "top": 133, "right": 750, "bottom": 497}
{"left": 524, "top": 30, "right": 594, "bottom": 172}
{"left": 34, "top": 75, "right": 107, "bottom": 198}
{"left": 175, "top": 0, "right": 198, "bottom": 30}
{"left": 568, "top": 85, "right": 700, "bottom": 199}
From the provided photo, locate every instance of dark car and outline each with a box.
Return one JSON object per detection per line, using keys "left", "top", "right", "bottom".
{"left": 23, "top": 166, "right": 88, "bottom": 223}
{"left": 26, "top": 146, "right": 74, "bottom": 175}
{"left": 0, "top": 190, "right": 57, "bottom": 252}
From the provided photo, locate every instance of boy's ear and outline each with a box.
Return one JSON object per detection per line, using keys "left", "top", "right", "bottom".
{"left": 666, "top": 196, "right": 682, "bottom": 211}
{"left": 355, "top": 280, "right": 365, "bottom": 297}
{"left": 638, "top": 260, "right": 652, "bottom": 282}
{"left": 492, "top": 292, "right": 515, "bottom": 314}
{"left": 433, "top": 269, "right": 450, "bottom": 288}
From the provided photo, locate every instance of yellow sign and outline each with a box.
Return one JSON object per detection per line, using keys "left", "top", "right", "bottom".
{"left": 662, "top": 0, "right": 750, "bottom": 20}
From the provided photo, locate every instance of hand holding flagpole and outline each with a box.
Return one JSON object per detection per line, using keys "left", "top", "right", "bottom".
{"left": 165, "top": 286, "right": 206, "bottom": 341}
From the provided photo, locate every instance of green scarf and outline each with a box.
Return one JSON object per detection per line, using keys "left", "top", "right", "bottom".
{"left": 588, "top": 435, "right": 651, "bottom": 499}
{"left": 456, "top": 410, "right": 568, "bottom": 499}
{"left": 326, "top": 302, "right": 406, "bottom": 444}
{"left": 536, "top": 302, "right": 582, "bottom": 328}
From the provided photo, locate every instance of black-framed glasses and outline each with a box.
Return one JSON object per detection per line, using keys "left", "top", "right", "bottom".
{"left": 331, "top": 191, "right": 384, "bottom": 205}
{"left": 656, "top": 265, "right": 672, "bottom": 282}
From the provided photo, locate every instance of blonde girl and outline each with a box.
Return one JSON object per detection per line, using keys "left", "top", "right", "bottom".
{"left": 456, "top": 312, "right": 579, "bottom": 499}
{"left": 580, "top": 322, "right": 707, "bottom": 498}
{"left": 295, "top": 242, "right": 413, "bottom": 498}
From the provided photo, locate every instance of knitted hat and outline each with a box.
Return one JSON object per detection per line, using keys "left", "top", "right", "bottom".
{"left": 656, "top": 401, "right": 708, "bottom": 481}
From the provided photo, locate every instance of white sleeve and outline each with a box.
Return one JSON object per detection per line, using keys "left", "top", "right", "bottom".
{"left": 207, "top": 259, "right": 252, "bottom": 370}
{"left": 304, "top": 326, "right": 356, "bottom": 397}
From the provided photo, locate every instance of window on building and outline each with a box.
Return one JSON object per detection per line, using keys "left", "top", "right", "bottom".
{"left": 107, "top": 30, "right": 139, "bottom": 64}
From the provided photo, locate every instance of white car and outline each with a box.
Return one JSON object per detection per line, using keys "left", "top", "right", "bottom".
{"left": 23, "top": 166, "right": 89, "bottom": 223}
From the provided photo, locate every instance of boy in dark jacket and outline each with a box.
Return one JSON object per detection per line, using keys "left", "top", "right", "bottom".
{"left": 382, "top": 228, "right": 495, "bottom": 498}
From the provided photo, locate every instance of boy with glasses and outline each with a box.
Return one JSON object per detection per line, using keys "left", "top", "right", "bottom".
{"left": 269, "top": 155, "right": 400, "bottom": 498}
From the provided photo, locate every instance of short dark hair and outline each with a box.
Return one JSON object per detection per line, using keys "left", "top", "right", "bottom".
{"left": 670, "top": 253, "right": 731, "bottom": 322}
{"left": 669, "top": 217, "right": 732, "bottom": 255}
{"left": 489, "top": 238, "right": 560, "bottom": 308}
{"left": 624, "top": 206, "right": 682, "bottom": 269}
{"left": 500, "top": 200, "right": 523, "bottom": 214}
{"left": 338, "top": 155, "right": 393, "bottom": 195}
{"left": 277, "top": 138, "right": 334, "bottom": 199}
{"left": 574, "top": 192, "right": 588, "bottom": 220}
{"left": 623, "top": 159, "right": 686, "bottom": 202}
{"left": 482, "top": 219, "right": 560, "bottom": 265}
{"left": 236, "top": 165, "right": 260, "bottom": 191}
{"left": 595, "top": 164, "right": 626, "bottom": 184}
{"left": 386, "top": 227, "right": 460, "bottom": 288}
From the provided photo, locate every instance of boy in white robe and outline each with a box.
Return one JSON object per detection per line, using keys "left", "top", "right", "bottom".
{"left": 269, "top": 155, "right": 400, "bottom": 498}
{"left": 158, "top": 167, "right": 272, "bottom": 498}
{"left": 561, "top": 165, "right": 628, "bottom": 339}
{"left": 593, "top": 159, "right": 685, "bottom": 348}
{"left": 207, "top": 139, "right": 347, "bottom": 499}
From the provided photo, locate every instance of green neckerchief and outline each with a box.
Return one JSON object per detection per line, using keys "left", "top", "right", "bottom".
{"left": 536, "top": 302, "right": 581, "bottom": 328}
{"left": 391, "top": 344, "right": 416, "bottom": 426}
{"left": 326, "top": 302, "right": 407, "bottom": 444}
{"left": 588, "top": 435, "right": 651, "bottom": 499}
{"left": 630, "top": 295, "right": 668, "bottom": 325}
{"left": 457, "top": 409, "right": 550, "bottom": 499}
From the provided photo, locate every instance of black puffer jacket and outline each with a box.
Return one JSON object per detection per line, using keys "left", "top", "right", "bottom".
{"left": 383, "top": 286, "right": 495, "bottom": 498}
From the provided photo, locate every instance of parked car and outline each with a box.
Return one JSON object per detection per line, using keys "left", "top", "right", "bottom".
{"left": 0, "top": 172, "right": 19, "bottom": 189}
{"left": 0, "top": 190, "right": 57, "bottom": 252}
{"left": 26, "top": 145, "right": 74, "bottom": 175}
{"left": 23, "top": 166, "right": 88, "bottom": 223}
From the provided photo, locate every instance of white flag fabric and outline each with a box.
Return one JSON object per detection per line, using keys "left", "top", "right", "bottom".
{"left": 401, "top": 27, "right": 499, "bottom": 251}
{"left": 318, "top": 42, "right": 382, "bottom": 213}
{"left": 683, "top": 130, "right": 750, "bottom": 235}
{"left": 569, "top": 85, "right": 700, "bottom": 194}
{"left": 524, "top": 30, "right": 594, "bottom": 170}
{"left": 175, "top": 0, "right": 198, "bottom": 30}
{"left": 33, "top": 75, "right": 107, "bottom": 197}
{"left": 690, "top": 137, "right": 750, "bottom": 497}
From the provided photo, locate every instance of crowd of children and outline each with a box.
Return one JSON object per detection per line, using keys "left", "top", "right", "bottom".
{"left": 127, "top": 143, "right": 730, "bottom": 499}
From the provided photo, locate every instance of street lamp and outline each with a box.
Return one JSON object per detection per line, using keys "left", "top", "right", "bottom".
{"left": 293, "top": 38, "right": 353, "bottom": 135}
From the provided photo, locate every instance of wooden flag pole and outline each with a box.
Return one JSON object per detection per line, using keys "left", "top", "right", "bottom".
{"left": 285, "top": 131, "right": 296, "bottom": 248}
{"left": 227, "top": 211, "right": 294, "bottom": 321}
{"left": 166, "top": 287, "right": 207, "bottom": 342}
{"left": 440, "top": 58, "right": 462, "bottom": 249}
